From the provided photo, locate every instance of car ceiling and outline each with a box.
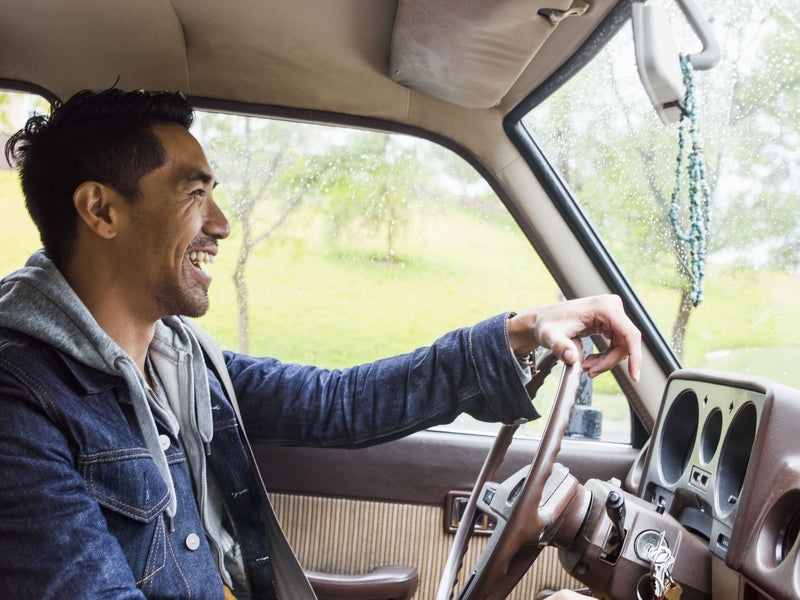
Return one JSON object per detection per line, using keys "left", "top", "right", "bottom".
{"left": 0, "top": 0, "right": 616, "bottom": 131}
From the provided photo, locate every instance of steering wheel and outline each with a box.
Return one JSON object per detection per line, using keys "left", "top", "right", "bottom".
{"left": 436, "top": 342, "right": 591, "bottom": 600}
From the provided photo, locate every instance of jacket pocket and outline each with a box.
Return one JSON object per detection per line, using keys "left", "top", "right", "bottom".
{"left": 79, "top": 448, "right": 171, "bottom": 588}
{"left": 80, "top": 447, "right": 171, "bottom": 521}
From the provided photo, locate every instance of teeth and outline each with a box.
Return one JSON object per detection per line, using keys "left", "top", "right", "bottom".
{"left": 189, "top": 251, "right": 214, "bottom": 267}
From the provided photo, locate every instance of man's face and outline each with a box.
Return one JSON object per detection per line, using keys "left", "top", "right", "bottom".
{"left": 115, "top": 123, "right": 230, "bottom": 320}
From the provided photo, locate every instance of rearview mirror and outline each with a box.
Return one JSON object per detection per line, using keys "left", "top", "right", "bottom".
{"left": 632, "top": 0, "right": 720, "bottom": 125}
{"left": 632, "top": 2, "right": 685, "bottom": 124}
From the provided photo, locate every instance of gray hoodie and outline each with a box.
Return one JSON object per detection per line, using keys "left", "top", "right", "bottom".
{"left": 0, "top": 250, "right": 213, "bottom": 529}
{"left": 0, "top": 250, "right": 273, "bottom": 595}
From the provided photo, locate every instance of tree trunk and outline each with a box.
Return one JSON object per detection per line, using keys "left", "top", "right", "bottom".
{"left": 671, "top": 288, "right": 694, "bottom": 361}
{"left": 386, "top": 202, "right": 396, "bottom": 260}
{"left": 233, "top": 251, "right": 250, "bottom": 354}
{"left": 234, "top": 121, "right": 254, "bottom": 354}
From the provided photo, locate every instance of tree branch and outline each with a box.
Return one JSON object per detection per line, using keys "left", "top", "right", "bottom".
{"left": 252, "top": 164, "right": 332, "bottom": 246}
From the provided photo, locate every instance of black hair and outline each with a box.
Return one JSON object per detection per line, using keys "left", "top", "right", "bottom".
{"left": 4, "top": 88, "right": 195, "bottom": 267}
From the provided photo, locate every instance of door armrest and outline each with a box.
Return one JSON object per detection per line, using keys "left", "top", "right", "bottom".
{"left": 306, "top": 565, "right": 418, "bottom": 600}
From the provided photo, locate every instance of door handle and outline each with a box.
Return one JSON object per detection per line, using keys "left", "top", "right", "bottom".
{"left": 445, "top": 491, "right": 494, "bottom": 535}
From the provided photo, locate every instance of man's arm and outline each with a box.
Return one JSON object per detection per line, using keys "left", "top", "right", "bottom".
{"left": 224, "top": 312, "right": 537, "bottom": 448}
{"left": 223, "top": 294, "right": 641, "bottom": 448}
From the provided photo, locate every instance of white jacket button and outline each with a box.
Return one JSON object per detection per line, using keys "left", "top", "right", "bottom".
{"left": 185, "top": 533, "right": 200, "bottom": 551}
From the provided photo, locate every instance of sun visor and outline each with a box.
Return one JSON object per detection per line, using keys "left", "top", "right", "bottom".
{"left": 389, "top": 0, "right": 589, "bottom": 109}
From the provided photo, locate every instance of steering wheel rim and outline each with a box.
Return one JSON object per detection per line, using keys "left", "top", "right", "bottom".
{"left": 436, "top": 341, "right": 585, "bottom": 600}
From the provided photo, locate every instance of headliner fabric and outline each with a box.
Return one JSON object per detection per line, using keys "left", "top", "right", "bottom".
{"left": 389, "top": 0, "right": 581, "bottom": 109}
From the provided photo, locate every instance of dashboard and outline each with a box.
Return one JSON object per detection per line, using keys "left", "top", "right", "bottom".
{"left": 638, "top": 369, "right": 800, "bottom": 599}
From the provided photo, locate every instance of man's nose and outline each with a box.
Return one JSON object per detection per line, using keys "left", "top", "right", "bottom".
{"left": 203, "top": 196, "right": 230, "bottom": 240}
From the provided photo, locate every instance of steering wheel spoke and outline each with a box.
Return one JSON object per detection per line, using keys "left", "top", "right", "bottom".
{"left": 436, "top": 341, "right": 592, "bottom": 600}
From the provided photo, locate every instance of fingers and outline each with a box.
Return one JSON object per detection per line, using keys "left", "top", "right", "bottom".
{"left": 509, "top": 294, "right": 642, "bottom": 381}
{"left": 584, "top": 344, "right": 639, "bottom": 381}
{"left": 596, "top": 296, "right": 642, "bottom": 382}
{"left": 619, "top": 329, "right": 642, "bottom": 382}
{"left": 546, "top": 335, "right": 581, "bottom": 366}
{"left": 567, "top": 295, "right": 641, "bottom": 382}
{"left": 580, "top": 306, "right": 641, "bottom": 382}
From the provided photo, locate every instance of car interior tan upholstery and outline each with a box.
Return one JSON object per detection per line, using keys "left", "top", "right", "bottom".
{"left": 389, "top": 0, "right": 582, "bottom": 109}
{"left": 258, "top": 434, "right": 637, "bottom": 600}
{"left": 0, "top": 0, "right": 190, "bottom": 96}
{"left": 0, "top": 0, "right": 612, "bottom": 123}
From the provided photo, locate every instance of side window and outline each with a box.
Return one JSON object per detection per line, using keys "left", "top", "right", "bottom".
{"left": 0, "top": 91, "right": 48, "bottom": 278}
{"left": 192, "top": 111, "right": 633, "bottom": 443}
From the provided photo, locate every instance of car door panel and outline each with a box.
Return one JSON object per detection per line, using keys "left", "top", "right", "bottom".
{"left": 256, "top": 430, "right": 639, "bottom": 597}
{"left": 256, "top": 431, "right": 638, "bottom": 503}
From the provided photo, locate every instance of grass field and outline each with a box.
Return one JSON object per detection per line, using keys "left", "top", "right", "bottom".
{"left": 197, "top": 198, "right": 561, "bottom": 365}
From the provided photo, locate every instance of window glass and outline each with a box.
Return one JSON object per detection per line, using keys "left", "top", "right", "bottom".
{"left": 0, "top": 91, "right": 48, "bottom": 274}
{"left": 523, "top": 0, "right": 800, "bottom": 388}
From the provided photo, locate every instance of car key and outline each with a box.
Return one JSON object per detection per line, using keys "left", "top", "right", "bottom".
{"left": 664, "top": 581, "right": 683, "bottom": 599}
{"left": 647, "top": 532, "right": 675, "bottom": 600}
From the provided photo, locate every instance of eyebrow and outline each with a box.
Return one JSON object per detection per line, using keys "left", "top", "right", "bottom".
{"left": 185, "top": 169, "right": 219, "bottom": 189}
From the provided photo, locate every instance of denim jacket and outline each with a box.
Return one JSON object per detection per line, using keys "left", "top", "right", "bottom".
{"left": 0, "top": 314, "right": 535, "bottom": 599}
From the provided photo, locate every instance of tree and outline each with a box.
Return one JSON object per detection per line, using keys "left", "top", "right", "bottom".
{"left": 322, "top": 132, "right": 448, "bottom": 261}
{"left": 195, "top": 114, "right": 338, "bottom": 352}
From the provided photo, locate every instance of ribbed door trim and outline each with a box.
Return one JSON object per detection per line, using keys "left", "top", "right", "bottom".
{"left": 271, "top": 493, "right": 580, "bottom": 599}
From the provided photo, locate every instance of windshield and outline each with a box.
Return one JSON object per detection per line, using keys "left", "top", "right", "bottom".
{"left": 524, "top": 0, "right": 800, "bottom": 387}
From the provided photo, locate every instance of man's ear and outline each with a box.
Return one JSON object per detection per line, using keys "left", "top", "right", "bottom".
{"left": 73, "top": 182, "right": 120, "bottom": 240}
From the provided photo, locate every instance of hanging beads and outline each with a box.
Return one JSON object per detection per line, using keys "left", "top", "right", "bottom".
{"left": 669, "top": 54, "right": 711, "bottom": 307}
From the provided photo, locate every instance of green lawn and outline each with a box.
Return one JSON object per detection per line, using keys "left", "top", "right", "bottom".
{"left": 634, "top": 266, "right": 800, "bottom": 388}
{"left": 0, "top": 172, "right": 40, "bottom": 274}
{"left": 197, "top": 203, "right": 560, "bottom": 366}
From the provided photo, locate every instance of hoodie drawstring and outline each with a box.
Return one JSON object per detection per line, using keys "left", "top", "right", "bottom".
{"left": 115, "top": 355, "right": 178, "bottom": 523}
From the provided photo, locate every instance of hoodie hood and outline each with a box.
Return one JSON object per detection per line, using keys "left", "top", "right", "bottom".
{"left": 0, "top": 250, "right": 212, "bottom": 522}
{"left": 0, "top": 250, "right": 131, "bottom": 375}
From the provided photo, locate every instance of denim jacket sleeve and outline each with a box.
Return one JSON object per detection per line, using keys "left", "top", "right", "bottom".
{"left": 0, "top": 352, "right": 146, "bottom": 599}
{"left": 224, "top": 313, "right": 539, "bottom": 448}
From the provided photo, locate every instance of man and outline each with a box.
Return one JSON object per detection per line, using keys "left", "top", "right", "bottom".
{"left": 0, "top": 89, "right": 641, "bottom": 599}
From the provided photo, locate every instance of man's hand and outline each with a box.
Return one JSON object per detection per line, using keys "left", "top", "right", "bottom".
{"left": 507, "top": 295, "right": 641, "bottom": 382}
